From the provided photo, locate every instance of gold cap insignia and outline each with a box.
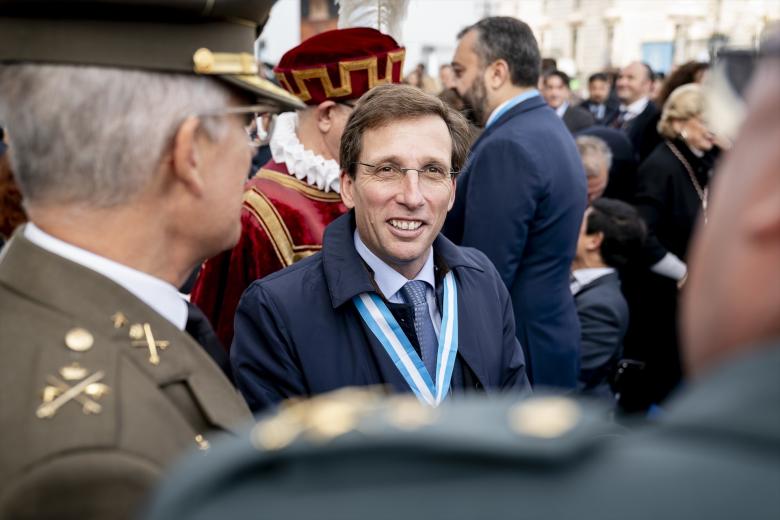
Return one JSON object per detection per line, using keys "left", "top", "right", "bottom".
{"left": 64, "top": 328, "right": 94, "bottom": 352}
{"left": 508, "top": 396, "right": 581, "bottom": 439}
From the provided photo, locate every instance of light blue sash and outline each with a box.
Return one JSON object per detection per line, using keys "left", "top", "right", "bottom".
{"left": 353, "top": 272, "right": 459, "bottom": 406}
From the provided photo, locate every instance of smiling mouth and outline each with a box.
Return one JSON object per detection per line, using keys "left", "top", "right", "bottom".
{"left": 389, "top": 219, "right": 423, "bottom": 231}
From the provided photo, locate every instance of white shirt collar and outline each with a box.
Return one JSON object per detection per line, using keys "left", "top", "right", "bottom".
{"left": 353, "top": 230, "right": 435, "bottom": 303}
{"left": 269, "top": 111, "right": 341, "bottom": 193}
{"left": 24, "top": 223, "right": 188, "bottom": 330}
{"left": 555, "top": 101, "right": 569, "bottom": 118}
{"left": 570, "top": 267, "right": 616, "bottom": 295}
{"left": 620, "top": 96, "right": 649, "bottom": 120}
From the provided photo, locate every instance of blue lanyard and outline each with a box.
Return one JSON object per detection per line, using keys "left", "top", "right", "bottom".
{"left": 353, "top": 271, "right": 459, "bottom": 406}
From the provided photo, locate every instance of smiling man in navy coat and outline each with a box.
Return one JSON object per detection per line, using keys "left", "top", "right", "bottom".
{"left": 231, "top": 84, "right": 529, "bottom": 412}
{"left": 444, "top": 17, "right": 587, "bottom": 389}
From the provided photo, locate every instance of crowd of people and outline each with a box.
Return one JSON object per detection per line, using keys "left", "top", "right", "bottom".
{"left": 0, "top": 0, "right": 778, "bottom": 518}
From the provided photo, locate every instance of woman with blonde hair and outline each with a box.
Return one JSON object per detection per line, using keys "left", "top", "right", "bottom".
{"left": 622, "top": 83, "right": 720, "bottom": 411}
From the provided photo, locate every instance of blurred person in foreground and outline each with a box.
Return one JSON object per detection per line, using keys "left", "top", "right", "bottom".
{"left": 0, "top": 0, "right": 303, "bottom": 517}
{"left": 191, "top": 28, "right": 405, "bottom": 349}
{"left": 614, "top": 61, "right": 662, "bottom": 161}
{"left": 575, "top": 135, "right": 611, "bottom": 202}
{"left": 624, "top": 83, "right": 721, "bottom": 411}
{"left": 542, "top": 69, "right": 595, "bottom": 134}
{"left": 445, "top": 17, "right": 586, "bottom": 389}
{"left": 231, "top": 84, "right": 529, "bottom": 412}
{"left": 580, "top": 72, "right": 619, "bottom": 126}
{"left": 147, "top": 38, "right": 780, "bottom": 520}
{"left": 571, "top": 198, "right": 646, "bottom": 399}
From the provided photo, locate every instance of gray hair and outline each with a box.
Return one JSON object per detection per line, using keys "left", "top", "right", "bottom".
{"left": 576, "top": 135, "right": 612, "bottom": 178}
{"left": 0, "top": 64, "right": 234, "bottom": 207}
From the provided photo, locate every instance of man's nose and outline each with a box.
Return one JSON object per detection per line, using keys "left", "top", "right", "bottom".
{"left": 397, "top": 171, "right": 425, "bottom": 209}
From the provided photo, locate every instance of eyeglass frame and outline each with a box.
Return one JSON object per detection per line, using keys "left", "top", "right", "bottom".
{"left": 352, "top": 161, "right": 460, "bottom": 181}
{"left": 192, "top": 103, "right": 282, "bottom": 150}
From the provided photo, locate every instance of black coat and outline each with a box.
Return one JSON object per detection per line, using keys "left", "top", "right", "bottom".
{"left": 579, "top": 99, "right": 620, "bottom": 126}
{"left": 621, "top": 139, "right": 718, "bottom": 409}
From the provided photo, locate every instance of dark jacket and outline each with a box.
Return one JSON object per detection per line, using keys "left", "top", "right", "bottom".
{"left": 562, "top": 104, "right": 595, "bottom": 134}
{"left": 443, "top": 94, "right": 586, "bottom": 389}
{"left": 621, "top": 100, "right": 661, "bottom": 163}
{"left": 231, "top": 212, "right": 530, "bottom": 412}
{"left": 576, "top": 126, "right": 639, "bottom": 203}
{"left": 579, "top": 98, "right": 620, "bottom": 126}
{"left": 622, "top": 139, "right": 717, "bottom": 408}
{"left": 574, "top": 271, "right": 628, "bottom": 398}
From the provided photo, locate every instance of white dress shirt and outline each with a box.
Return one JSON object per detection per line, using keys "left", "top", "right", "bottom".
{"left": 555, "top": 101, "right": 569, "bottom": 118}
{"left": 24, "top": 223, "right": 188, "bottom": 330}
{"left": 619, "top": 96, "right": 650, "bottom": 123}
{"left": 354, "top": 230, "right": 441, "bottom": 335}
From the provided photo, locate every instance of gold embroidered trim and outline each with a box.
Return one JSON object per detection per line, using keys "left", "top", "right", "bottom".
{"left": 256, "top": 169, "right": 343, "bottom": 202}
{"left": 243, "top": 189, "right": 322, "bottom": 267}
{"left": 275, "top": 50, "right": 406, "bottom": 103}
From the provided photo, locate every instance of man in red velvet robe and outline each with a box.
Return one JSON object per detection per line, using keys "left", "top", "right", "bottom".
{"left": 191, "top": 28, "right": 405, "bottom": 349}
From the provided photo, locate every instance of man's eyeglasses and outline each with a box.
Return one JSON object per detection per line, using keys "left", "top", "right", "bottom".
{"left": 195, "top": 103, "right": 281, "bottom": 150}
{"left": 354, "top": 162, "right": 458, "bottom": 184}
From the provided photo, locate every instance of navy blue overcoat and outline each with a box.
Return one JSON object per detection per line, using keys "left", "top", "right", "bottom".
{"left": 232, "top": 212, "right": 529, "bottom": 412}
{"left": 443, "top": 95, "right": 587, "bottom": 389}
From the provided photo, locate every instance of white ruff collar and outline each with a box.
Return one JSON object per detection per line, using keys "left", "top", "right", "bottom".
{"left": 269, "top": 112, "right": 341, "bottom": 193}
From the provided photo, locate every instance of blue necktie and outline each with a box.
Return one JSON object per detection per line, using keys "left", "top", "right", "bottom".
{"left": 401, "top": 280, "right": 438, "bottom": 382}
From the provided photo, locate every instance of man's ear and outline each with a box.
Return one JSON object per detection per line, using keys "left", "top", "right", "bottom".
{"left": 316, "top": 100, "right": 338, "bottom": 134}
{"left": 743, "top": 182, "right": 780, "bottom": 242}
{"left": 486, "top": 59, "right": 510, "bottom": 90}
{"left": 340, "top": 170, "right": 356, "bottom": 209}
{"left": 171, "top": 116, "right": 206, "bottom": 196}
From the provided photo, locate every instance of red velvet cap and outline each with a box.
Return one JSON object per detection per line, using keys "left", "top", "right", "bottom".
{"left": 274, "top": 27, "right": 405, "bottom": 105}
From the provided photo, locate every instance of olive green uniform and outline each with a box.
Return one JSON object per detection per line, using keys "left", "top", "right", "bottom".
{"left": 0, "top": 231, "right": 252, "bottom": 518}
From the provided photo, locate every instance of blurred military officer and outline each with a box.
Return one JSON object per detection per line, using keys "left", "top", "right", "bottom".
{"left": 0, "top": 0, "right": 302, "bottom": 518}
{"left": 145, "top": 36, "right": 780, "bottom": 520}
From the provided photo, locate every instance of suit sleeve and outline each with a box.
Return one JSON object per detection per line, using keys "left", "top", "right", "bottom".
{"left": 577, "top": 299, "right": 624, "bottom": 390}
{"left": 230, "top": 282, "right": 307, "bottom": 413}
{"left": 460, "top": 138, "right": 544, "bottom": 289}
{"left": 633, "top": 155, "right": 672, "bottom": 265}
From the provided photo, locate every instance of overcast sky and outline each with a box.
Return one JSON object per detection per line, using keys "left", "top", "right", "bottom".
{"left": 258, "top": 0, "right": 484, "bottom": 72}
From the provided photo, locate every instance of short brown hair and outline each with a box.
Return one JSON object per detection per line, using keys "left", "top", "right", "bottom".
{"left": 340, "top": 84, "right": 472, "bottom": 177}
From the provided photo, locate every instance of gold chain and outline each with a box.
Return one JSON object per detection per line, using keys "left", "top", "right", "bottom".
{"left": 665, "top": 139, "right": 709, "bottom": 224}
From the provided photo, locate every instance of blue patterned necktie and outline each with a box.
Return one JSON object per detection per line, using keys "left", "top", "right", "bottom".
{"left": 400, "top": 280, "right": 438, "bottom": 382}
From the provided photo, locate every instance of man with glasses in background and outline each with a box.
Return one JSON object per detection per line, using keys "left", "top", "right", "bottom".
{"left": 191, "top": 28, "right": 405, "bottom": 351}
{"left": 231, "top": 84, "right": 529, "bottom": 412}
{"left": 0, "top": 0, "right": 302, "bottom": 517}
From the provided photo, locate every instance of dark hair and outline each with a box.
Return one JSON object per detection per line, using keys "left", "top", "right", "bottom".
{"left": 544, "top": 69, "right": 571, "bottom": 88}
{"left": 588, "top": 72, "right": 608, "bottom": 84}
{"left": 340, "top": 84, "right": 472, "bottom": 178}
{"left": 655, "top": 61, "right": 709, "bottom": 107}
{"left": 458, "top": 17, "right": 541, "bottom": 87}
{"left": 586, "top": 198, "right": 646, "bottom": 269}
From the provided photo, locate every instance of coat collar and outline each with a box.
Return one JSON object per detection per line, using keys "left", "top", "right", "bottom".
{"left": 322, "top": 211, "right": 483, "bottom": 308}
{"left": 470, "top": 95, "right": 548, "bottom": 153}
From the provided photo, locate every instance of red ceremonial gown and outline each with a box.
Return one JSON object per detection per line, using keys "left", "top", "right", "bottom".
{"left": 191, "top": 159, "right": 347, "bottom": 349}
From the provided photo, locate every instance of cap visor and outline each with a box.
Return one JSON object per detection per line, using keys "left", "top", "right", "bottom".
{"left": 221, "top": 74, "right": 304, "bottom": 111}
